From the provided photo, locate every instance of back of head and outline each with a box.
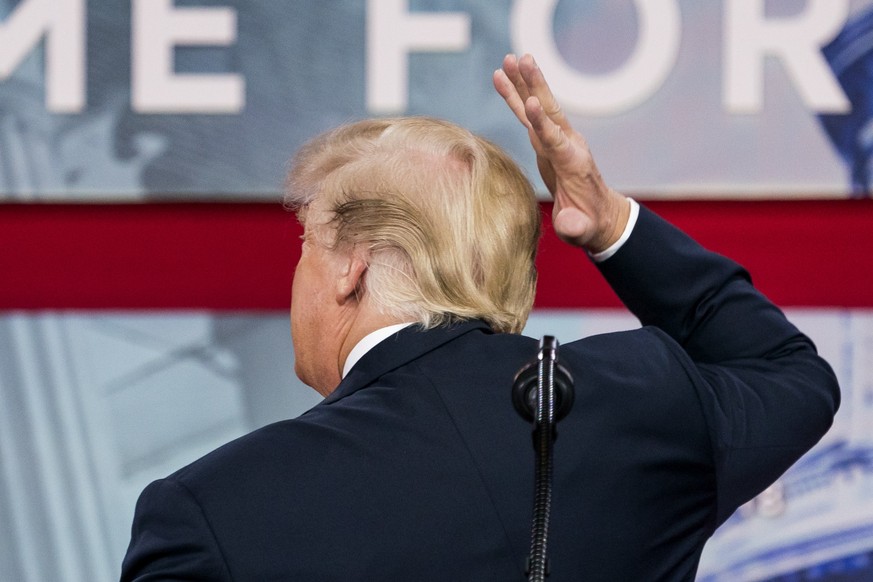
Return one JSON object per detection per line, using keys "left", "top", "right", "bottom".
{"left": 285, "top": 117, "right": 540, "bottom": 334}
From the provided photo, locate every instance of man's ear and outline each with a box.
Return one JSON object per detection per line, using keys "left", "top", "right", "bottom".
{"left": 335, "top": 250, "right": 368, "bottom": 305}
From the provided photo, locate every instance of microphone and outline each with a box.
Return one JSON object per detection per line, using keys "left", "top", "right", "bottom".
{"left": 511, "top": 336, "right": 575, "bottom": 581}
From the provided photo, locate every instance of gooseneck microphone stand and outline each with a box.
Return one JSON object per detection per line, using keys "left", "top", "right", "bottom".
{"left": 512, "top": 336, "right": 574, "bottom": 581}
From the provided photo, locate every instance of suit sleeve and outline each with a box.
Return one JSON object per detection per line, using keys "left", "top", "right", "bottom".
{"left": 121, "top": 478, "right": 232, "bottom": 581}
{"left": 597, "top": 204, "right": 840, "bottom": 526}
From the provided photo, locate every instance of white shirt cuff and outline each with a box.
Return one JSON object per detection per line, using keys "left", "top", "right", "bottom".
{"left": 589, "top": 198, "right": 639, "bottom": 263}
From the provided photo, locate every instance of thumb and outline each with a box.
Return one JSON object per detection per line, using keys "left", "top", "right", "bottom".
{"left": 553, "top": 207, "right": 594, "bottom": 246}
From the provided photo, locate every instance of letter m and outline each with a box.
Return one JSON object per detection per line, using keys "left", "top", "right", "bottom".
{"left": 0, "top": 0, "right": 85, "bottom": 112}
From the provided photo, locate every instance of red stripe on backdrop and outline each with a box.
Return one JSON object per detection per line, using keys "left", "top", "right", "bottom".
{"left": 1, "top": 200, "right": 872, "bottom": 310}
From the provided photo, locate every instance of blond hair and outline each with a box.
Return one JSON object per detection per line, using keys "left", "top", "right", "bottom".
{"left": 284, "top": 117, "right": 540, "bottom": 334}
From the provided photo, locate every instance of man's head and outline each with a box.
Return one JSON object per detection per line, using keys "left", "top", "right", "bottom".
{"left": 285, "top": 117, "right": 540, "bottom": 391}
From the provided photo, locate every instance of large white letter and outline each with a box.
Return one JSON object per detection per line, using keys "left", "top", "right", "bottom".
{"left": 0, "top": 0, "right": 85, "bottom": 113}
{"left": 511, "top": 0, "right": 681, "bottom": 116}
{"left": 132, "top": 0, "right": 245, "bottom": 114}
{"left": 725, "top": 0, "right": 850, "bottom": 114}
{"left": 366, "top": 0, "right": 470, "bottom": 114}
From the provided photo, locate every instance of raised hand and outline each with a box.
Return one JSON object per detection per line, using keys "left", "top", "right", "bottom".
{"left": 493, "top": 54, "right": 629, "bottom": 253}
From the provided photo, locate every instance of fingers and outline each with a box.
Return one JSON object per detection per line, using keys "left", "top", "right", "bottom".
{"left": 525, "top": 95, "right": 571, "bottom": 161}
{"left": 501, "top": 54, "right": 531, "bottom": 105}
{"left": 516, "top": 54, "right": 571, "bottom": 133}
{"left": 495, "top": 53, "right": 572, "bottom": 137}
{"left": 494, "top": 55, "right": 533, "bottom": 131}
{"left": 493, "top": 68, "right": 529, "bottom": 130}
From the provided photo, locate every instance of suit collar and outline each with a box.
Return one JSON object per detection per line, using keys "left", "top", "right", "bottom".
{"left": 322, "top": 319, "right": 493, "bottom": 404}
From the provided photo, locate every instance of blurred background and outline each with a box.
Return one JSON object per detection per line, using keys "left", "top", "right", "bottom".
{"left": 2, "top": 1, "right": 873, "bottom": 580}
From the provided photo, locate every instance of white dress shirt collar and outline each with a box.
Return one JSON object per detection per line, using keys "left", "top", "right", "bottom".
{"left": 342, "top": 322, "right": 415, "bottom": 378}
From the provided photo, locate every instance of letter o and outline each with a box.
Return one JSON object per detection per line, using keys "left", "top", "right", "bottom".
{"left": 511, "top": 0, "right": 682, "bottom": 115}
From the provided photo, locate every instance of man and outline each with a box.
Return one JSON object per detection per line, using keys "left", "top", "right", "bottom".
{"left": 121, "top": 54, "right": 839, "bottom": 580}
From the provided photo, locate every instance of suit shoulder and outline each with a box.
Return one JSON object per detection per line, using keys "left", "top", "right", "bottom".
{"left": 166, "top": 409, "right": 339, "bottom": 489}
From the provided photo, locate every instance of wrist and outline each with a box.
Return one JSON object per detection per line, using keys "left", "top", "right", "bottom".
{"left": 588, "top": 197, "right": 637, "bottom": 262}
{"left": 586, "top": 193, "right": 631, "bottom": 254}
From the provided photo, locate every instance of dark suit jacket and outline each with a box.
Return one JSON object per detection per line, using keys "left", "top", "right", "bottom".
{"left": 121, "top": 206, "right": 839, "bottom": 581}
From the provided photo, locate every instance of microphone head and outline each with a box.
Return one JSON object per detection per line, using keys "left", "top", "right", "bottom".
{"left": 512, "top": 336, "right": 574, "bottom": 423}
